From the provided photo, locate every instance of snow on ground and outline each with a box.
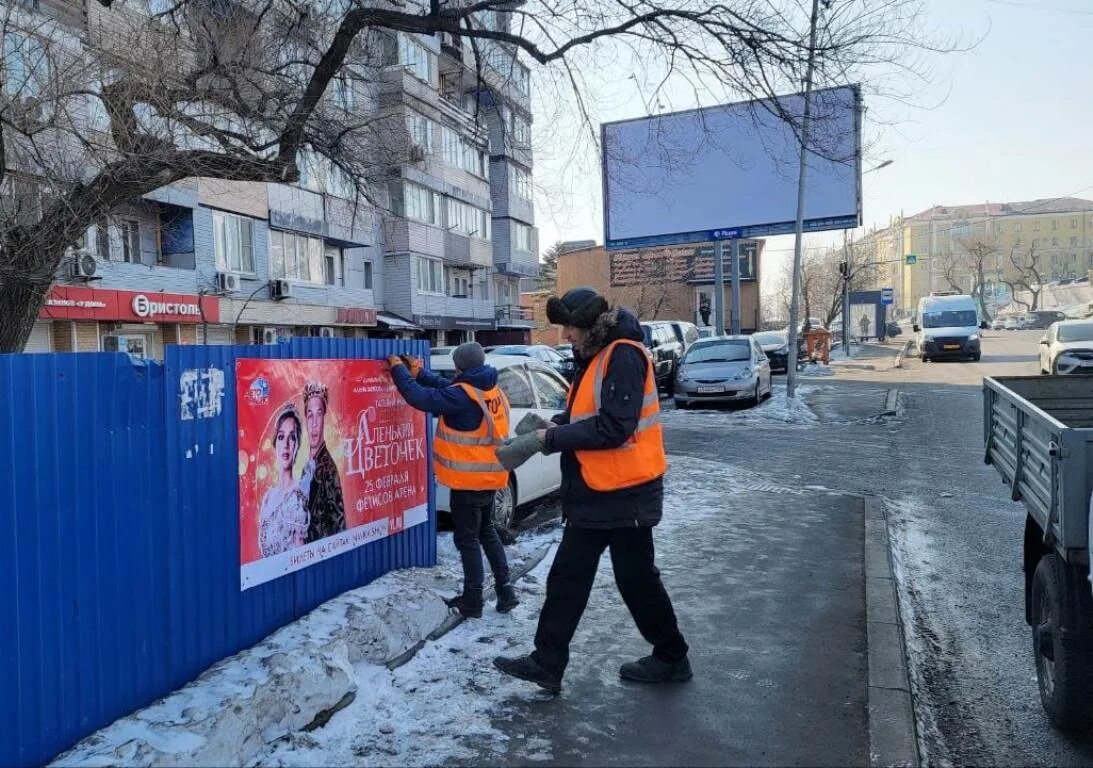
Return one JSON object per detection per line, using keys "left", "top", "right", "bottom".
{"left": 56, "top": 449, "right": 822, "bottom": 768}
{"left": 662, "top": 384, "right": 819, "bottom": 427}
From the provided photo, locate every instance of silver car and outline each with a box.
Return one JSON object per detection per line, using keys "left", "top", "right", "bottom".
{"left": 673, "top": 335, "right": 773, "bottom": 409}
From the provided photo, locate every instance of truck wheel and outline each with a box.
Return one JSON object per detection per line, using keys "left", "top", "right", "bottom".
{"left": 1030, "top": 554, "right": 1093, "bottom": 731}
{"left": 920, "top": 354, "right": 929, "bottom": 363}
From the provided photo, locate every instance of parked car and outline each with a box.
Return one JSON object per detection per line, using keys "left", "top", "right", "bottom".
{"left": 1004, "top": 315, "right": 1025, "bottom": 331}
{"left": 490, "top": 344, "right": 574, "bottom": 381}
{"left": 430, "top": 354, "right": 569, "bottom": 529}
{"left": 1039, "top": 319, "right": 1093, "bottom": 375}
{"left": 1025, "top": 310, "right": 1070, "bottom": 330}
{"left": 667, "top": 321, "right": 701, "bottom": 353}
{"left": 697, "top": 327, "right": 716, "bottom": 339}
{"left": 751, "top": 330, "right": 792, "bottom": 374}
{"left": 640, "top": 321, "right": 685, "bottom": 393}
{"left": 554, "top": 343, "right": 573, "bottom": 357}
{"left": 673, "top": 335, "right": 772, "bottom": 409}
{"left": 991, "top": 316, "right": 1007, "bottom": 330}
{"left": 884, "top": 321, "right": 902, "bottom": 338}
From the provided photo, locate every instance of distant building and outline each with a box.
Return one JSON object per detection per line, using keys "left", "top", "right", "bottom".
{"left": 854, "top": 198, "right": 1093, "bottom": 315}
{"left": 549, "top": 240, "right": 764, "bottom": 332}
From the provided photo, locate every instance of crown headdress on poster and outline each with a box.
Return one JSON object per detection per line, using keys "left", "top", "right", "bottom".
{"left": 303, "top": 381, "right": 328, "bottom": 407}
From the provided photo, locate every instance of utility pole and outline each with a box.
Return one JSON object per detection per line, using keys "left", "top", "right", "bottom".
{"left": 713, "top": 240, "right": 725, "bottom": 335}
{"left": 786, "top": 0, "right": 822, "bottom": 399}
{"left": 842, "top": 230, "right": 851, "bottom": 354}
{"left": 730, "top": 238, "right": 741, "bottom": 334}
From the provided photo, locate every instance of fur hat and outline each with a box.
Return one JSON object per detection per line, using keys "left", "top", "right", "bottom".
{"left": 546, "top": 287, "right": 610, "bottom": 329}
{"left": 452, "top": 341, "right": 486, "bottom": 372}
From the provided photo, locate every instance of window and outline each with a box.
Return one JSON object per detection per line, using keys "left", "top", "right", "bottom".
{"left": 363, "top": 261, "right": 373, "bottom": 290}
{"left": 403, "top": 182, "right": 442, "bottom": 225}
{"left": 334, "top": 75, "right": 358, "bottom": 111}
{"left": 1052, "top": 237, "right": 1059, "bottom": 247}
{"left": 213, "top": 212, "right": 255, "bottom": 273}
{"left": 1015, "top": 222, "right": 1022, "bottom": 232}
{"left": 1072, "top": 218, "right": 1079, "bottom": 229}
{"left": 511, "top": 113, "right": 530, "bottom": 146}
{"left": 1033, "top": 238, "right": 1040, "bottom": 248}
{"left": 406, "top": 111, "right": 434, "bottom": 154}
{"left": 1052, "top": 220, "right": 1058, "bottom": 230}
{"left": 529, "top": 369, "right": 568, "bottom": 410}
{"left": 269, "top": 230, "right": 324, "bottom": 283}
{"left": 417, "top": 256, "right": 443, "bottom": 293}
{"left": 120, "top": 220, "right": 141, "bottom": 264}
{"left": 324, "top": 246, "right": 343, "bottom": 286}
{"left": 86, "top": 220, "right": 110, "bottom": 260}
{"left": 447, "top": 268, "right": 471, "bottom": 298}
{"left": 513, "top": 221, "right": 532, "bottom": 252}
{"left": 2, "top": 32, "right": 50, "bottom": 98}
{"left": 447, "top": 198, "right": 490, "bottom": 238}
{"left": 398, "top": 35, "right": 433, "bottom": 83}
{"left": 498, "top": 368, "right": 535, "bottom": 408}
{"left": 495, "top": 278, "right": 512, "bottom": 305}
{"left": 1034, "top": 221, "right": 1041, "bottom": 231}
{"left": 509, "top": 166, "right": 532, "bottom": 201}
{"left": 511, "top": 61, "right": 530, "bottom": 96}
{"left": 1070, "top": 237, "right": 1079, "bottom": 247}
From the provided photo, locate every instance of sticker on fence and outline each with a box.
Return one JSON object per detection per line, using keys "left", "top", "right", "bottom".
{"left": 180, "top": 367, "right": 226, "bottom": 420}
{"left": 235, "top": 359, "right": 429, "bottom": 590}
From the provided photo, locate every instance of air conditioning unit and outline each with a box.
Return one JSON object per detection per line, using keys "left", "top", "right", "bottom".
{"left": 409, "top": 144, "right": 427, "bottom": 163}
{"left": 318, "top": 326, "right": 335, "bottom": 339}
{"left": 262, "top": 327, "right": 278, "bottom": 345}
{"left": 70, "top": 250, "right": 98, "bottom": 279}
{"left": 216, "top": 272, "right": 240, "bottom": 294}
{"left": 270, "top": 279, "right": 293, "bottom": 300}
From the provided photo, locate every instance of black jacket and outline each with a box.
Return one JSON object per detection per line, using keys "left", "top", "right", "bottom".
{"left": 543, "top": 308, "right": 664, "bottom": 528}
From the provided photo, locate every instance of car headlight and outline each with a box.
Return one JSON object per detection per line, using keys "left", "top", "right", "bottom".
{"left": 677, "top": 368, "right": 691, "bottom": 382}
{"left": 734, "top": 367, "right": 753, "bottom": 380}
{"left": 969, "top": 333, "right": 979, "bottom": 342}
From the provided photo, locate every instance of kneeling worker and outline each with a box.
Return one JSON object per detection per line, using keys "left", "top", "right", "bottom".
{"left": 388, "top": 343, "right": 518, "bottom": 617}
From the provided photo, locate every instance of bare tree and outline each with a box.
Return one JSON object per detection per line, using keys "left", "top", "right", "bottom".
{"left": 1, "top": 0, "right": 949, "bottom": 351}
{"left": 955, "top": 236, "right": 997, "bottom": 321}
{"left": 1004, "top": 242, "right": 1046, "bottom": 312}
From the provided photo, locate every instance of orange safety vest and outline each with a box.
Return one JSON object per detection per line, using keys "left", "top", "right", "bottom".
{"left": 434, "top": 382, "right": 511, "bottom": 491}
{"left": 568, "top": 339, "right": 667, "bottom": 491}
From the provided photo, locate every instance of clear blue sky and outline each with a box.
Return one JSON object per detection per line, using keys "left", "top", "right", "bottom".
{"left": 533, "top": 0, "right": 1093, "bottom": 275}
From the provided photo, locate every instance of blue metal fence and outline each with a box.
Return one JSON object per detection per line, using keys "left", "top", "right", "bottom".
{"left": 0, "top": 339, "right": 436, "bottom": 766}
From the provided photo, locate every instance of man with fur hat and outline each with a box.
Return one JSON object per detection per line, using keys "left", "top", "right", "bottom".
{"left": 388, "top": 342, "right": 519, "bottom": 618}
{"left": 494, "top": 288, "right": 690, "bottom": 694}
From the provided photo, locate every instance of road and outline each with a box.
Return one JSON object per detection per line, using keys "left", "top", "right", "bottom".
{"left": 792, "top": 329, "right": 1093, "bottom": 766}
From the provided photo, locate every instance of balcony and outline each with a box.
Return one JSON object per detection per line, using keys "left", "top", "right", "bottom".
{"left": 445, "top": 231, "right": 493, "bottom": 268}
{"left": 496, "top": 304, "right": 536, "bottom": 328}
{"left": 494, "top": 257, "right": 539, "bottom": 279}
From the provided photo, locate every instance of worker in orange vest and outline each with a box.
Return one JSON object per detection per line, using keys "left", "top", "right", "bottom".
{"left": 494, "top": 288, "right": 690, "bottom": 694}
{"left": 388, "top": 343, "right": 518, "bottom": 618}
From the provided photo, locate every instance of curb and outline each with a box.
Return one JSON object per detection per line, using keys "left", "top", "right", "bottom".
{"left": 864, "top": 495, "right": 919, "bottom": 768}
{"left": 894, "top": 340, "right": 913, "bottom": 369}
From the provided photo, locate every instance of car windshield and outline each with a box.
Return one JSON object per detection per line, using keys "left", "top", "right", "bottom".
{"left": 684, "top": 340, "right": 752, "bottom": 363}
{"left": 641, "top": 326, "right": 653, "bottom": 345}
{"left": 923, "top": 310, "right": 977, "bottom": 328}
{"left": 752, "top": 332, "right": 786, "bottom": 347}
{"left": 1058, "top": 324, "right": 1093, "bottom": 343}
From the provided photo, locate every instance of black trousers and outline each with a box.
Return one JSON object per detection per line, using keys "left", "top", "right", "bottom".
{"left": 532, "top": 524, "right": 689, "bottom": 676}
{"left": 450, "top": 489, "right": 510, "bottom": 593}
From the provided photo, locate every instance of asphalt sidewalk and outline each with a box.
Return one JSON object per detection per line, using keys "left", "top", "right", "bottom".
{"left": 463, "top": 464, "right": 870, "bottom": 767}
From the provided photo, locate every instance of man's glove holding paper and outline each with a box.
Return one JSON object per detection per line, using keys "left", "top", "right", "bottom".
{"left": 514, "top": 412, "right": 551, "bottom": 435}
{"left": 497, "top": 430, "right": 546, "bottom": 471}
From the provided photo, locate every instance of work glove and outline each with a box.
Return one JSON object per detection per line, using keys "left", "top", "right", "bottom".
{"left": 401, "top": 355, "right": 424, "bottom": 378}
{"left": 514, "top": 412, "right": 551, "bottom": 436}
{"left": 386, "top": 354, "right": 405, "bottom": 371}
{"left": 497, "top": 430, "right": 545, "bottom": 471}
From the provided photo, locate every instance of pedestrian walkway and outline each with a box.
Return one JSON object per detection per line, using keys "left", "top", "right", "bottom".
{"left": 461, "top": 459, "right": 868, "bottom": 767}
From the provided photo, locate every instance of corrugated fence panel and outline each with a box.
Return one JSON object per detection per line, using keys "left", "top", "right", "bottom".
{"left": 1, "top": 339, "right": 436, "bottom": 767}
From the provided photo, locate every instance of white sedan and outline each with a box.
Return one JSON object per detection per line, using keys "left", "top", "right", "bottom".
{"left": 1039, "top": 319, "right": 1093, "bottom": 375}
{"left": 430, "top": 354, "right": 569, "bottom": 529}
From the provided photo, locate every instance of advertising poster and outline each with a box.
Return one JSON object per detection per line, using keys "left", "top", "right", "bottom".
{"left": 236, "top": 359, "right": 429, "bottom": 590}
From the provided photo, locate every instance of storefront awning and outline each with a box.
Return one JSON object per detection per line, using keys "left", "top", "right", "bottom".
{"left": 377, "top": 312, "right": 422, "bottom": 331}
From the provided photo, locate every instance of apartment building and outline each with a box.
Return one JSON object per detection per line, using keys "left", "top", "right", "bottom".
{"left": 853, "top": 198, "right": 1093, "bottom": 315}
{"left": 9, "top": 1, "right": 538, "bottom": 354}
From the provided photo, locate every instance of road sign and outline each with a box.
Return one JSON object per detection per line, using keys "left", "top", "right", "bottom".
{"left": 881, "top": 288, "right": 894, "bottom": 305}
{"left": 905, "top": 254, "right": 918, "bottom": 265}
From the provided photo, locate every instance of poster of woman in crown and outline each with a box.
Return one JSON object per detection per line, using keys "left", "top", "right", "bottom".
{"left": 236, "top": 359, "right": 429, "bottom": 590}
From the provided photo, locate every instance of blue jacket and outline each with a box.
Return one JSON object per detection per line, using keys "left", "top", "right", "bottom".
{"left": 390, "top": 363, "right": 499, "bottom": 432}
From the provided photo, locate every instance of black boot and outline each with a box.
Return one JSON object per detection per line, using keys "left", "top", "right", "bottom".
{"left": 619, "top": 655, "right": 693, "bottom": 683}
{"left": 494, "top": 654, "right": 562, "bottom": 694}
{"left": 495, "top": 582, "right": 519, "bottom": 613}
{"left": 445, "top": 589, "right": 483, "bottom": 618}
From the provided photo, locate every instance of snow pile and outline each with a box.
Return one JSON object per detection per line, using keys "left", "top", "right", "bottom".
{"left": 800, "top": 362, "right": 836, "bottom": 376}
{"left": 51, "top": 530, "right": 557, "bottom": 768}
{"left": 663, "top": 385, "right": 819, "bottom": 426}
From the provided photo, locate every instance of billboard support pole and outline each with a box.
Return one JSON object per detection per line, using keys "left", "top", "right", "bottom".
{"left": 714, "top": 238, "right": 726, "bottom": 335}
{"left": 786, "top": 0, "right": 823, "bottom": 400}
{"left": 730, "top": 238, "right": 741, "bottom": 335}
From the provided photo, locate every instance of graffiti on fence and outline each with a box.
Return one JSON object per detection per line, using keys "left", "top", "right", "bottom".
{"left": 235, "top": 359, "right": 428, "bottom": 589}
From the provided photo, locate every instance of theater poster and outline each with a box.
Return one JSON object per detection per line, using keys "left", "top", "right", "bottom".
{"left": 236, "top": 359, "right": 429, "bottom": 590}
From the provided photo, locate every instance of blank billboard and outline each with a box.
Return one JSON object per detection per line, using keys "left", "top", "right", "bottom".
{"left": 602, "top": 85, "right": 861, "bottom": 250}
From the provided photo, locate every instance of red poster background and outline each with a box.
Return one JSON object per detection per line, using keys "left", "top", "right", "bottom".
{"left": 235, "top": 359, "right": 428, "bottom": 583}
